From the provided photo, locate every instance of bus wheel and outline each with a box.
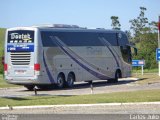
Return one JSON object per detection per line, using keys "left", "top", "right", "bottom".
{"left": 66, "top": 73, "right": 75, "bottom": 88}
{"left": 114, "top": 70, "right": 121, "bottom": 83}
{"left": 24, "top": 85, "right": 35, "bottom": 91}
{"left": 57, "top": 74, "right": 65, "bottom": 88}
{"left": 107, "top": 70, "right": 121, "bottom": 83}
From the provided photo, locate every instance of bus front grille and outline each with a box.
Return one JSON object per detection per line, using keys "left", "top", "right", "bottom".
{"left": 10, "top": 52, "right": 31, "bottom": 65}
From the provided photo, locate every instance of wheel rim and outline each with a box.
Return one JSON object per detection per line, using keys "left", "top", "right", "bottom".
{"left": 67, "top": 77, "right": 73, "bottom": 86}
{"left": 67, "top": 74, "right": 75, "bottom": 87}
{"left": 57, "top": 77, "right": 64, "bottom": 87}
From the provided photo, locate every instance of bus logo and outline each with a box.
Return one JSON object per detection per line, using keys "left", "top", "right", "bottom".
{"left": 10, "top": 33, "right": 32, "bottom": 41}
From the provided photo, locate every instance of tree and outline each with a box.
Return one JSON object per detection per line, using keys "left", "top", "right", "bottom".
{"left": 149, "top": 21, "right": 158, "bottom": 33}
{"left": 129, "top": 7, "right": 148, "bottom": 43}
{"left": 125, "top": 30, "right": 134, "bottom": 44}
{"left": 110, "top": 16, "right": 121, "bottom": 30}
{"left": 129, "top": 6, "right": 158, "bottom": 69}
{"left": 133, "top": 32, "right": 158, "bottom": 69}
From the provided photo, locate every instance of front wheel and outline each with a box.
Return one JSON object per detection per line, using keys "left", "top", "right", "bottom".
{"left": 107, "top": 70, "right": 121, "bottom": 83}
{"left": 114, "top": 70, "right": 121, "bottom": 83}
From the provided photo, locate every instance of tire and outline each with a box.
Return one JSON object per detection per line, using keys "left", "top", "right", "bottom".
{"left": 107, "top": 70, "right": 121, "bottom": 83}
{"left": 57, "top": 74, "right": 65, "bottom": 88}
{"left": 114, "top": 70, "right": 121, "bottom": 83}
{"left": 66, "top": 73, "right": 75, "bottom": 88}
{"left": 24, "top": 85, "right": 35, "bottom": 91}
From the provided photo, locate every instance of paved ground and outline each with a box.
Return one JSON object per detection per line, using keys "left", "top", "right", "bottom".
{"left": 0, "top": 78, "right": 160, "bottom": 119}
{"left": 1, "top": 103, "right": 160, "bottom": 114}
{"left": 0, "top": 78, "right": 160, "bottom": 98}
{"left": 0, "top": 114, "right": 143, "bottom": 120}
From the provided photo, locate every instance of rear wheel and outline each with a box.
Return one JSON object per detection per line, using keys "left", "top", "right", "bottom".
{"left": 57, "top": 74, "right": 65, "bottom": 88}
{"left": 24, "top": 85, "right": 35, "bottom": 91}
{"left": 66, "top": 73, "right": 75, "bottom": 88}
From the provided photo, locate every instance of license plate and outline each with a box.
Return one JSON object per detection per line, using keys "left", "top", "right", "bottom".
{"left": 15, "top": 70, "right": 26, "bottom": 74}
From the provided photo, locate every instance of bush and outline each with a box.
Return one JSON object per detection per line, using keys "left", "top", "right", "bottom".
{"left": 0, "top": 28, "right": 6, "bottom": 74}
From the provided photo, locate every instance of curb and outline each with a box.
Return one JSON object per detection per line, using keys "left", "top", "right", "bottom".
{"left": 0, "top": 102, "right": 160, "bottom": 110}
{"left": 121, "top": 77, "right": 141, "bottom": 80}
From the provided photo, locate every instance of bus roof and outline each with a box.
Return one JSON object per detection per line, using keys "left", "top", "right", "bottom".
{"left": 7, "top": 24, "right": 125, "bottom": 34}
{"left": 38, "top": 27, "right": 124, "bottom": 34}
{"left": 33, "top": 24, "right": 124, "bottom": 33}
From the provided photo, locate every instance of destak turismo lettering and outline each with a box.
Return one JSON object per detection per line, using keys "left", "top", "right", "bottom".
{"left": 10, "top": 33, "right": 32, "bottom": 41}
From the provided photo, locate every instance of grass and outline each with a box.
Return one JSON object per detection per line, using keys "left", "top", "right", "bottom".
{"left": 0, "top": 89, "right": 160, "bottom": 107}
{"left": 132, "top": 73, "right": 160, "bottom": 85}
{"left": 0, "top": 74, "right": 19, "bottom": 88}
{"left": 132, "top": 68, "right": 158, "bottom": 73}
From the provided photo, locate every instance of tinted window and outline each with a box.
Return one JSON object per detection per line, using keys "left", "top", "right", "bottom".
{"left": 41, "top": 31, "right": 102, "bottom": 47}
{"left": 118, "top": 33, "right": 129, "bottom": 46}
{"left": 120, "top": 46, "right": 132, "bottom": 64}
{"left": 101, "top": 33, "right": 118, "bottom": 46}
{"left": 8, "top": 30, "right": 34, "bottom": 43}
{"left": 41, "top": 31, "right": 119, "bottom": 47}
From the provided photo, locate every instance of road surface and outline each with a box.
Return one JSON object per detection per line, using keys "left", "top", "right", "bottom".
{"left": 0, "top": 114, "right": 139, "bottom": 120}
{"left": 1, "top": 78, "right": 160, "bottom": 120}
{"left": 0, "top": 78, "right": 160, "bottom": 98}
{"left": 1, "top": 103, "right": 160, "bottom": 120}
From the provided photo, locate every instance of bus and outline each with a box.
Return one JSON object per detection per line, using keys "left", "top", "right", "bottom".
{"left": 4, "top": 24, "right": 136, "bottom": 90}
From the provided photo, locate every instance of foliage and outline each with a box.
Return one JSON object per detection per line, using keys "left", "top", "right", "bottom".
{"left": 0, "top": 28, "right": 6, "bottom": 74}
{"left": 129, "top": 7, "right": 148, "bottom": 43}
{"left": 128, "top": 7, "right": 158, "bottom": 69}
{"left": 134, "top": 33, "right": 157, "bottom": 69}
{"left": 110, "top": 16, "right": 121, "bottom": 30}
{"left": 110, "top": 7, "right": 158, "bottom": 69}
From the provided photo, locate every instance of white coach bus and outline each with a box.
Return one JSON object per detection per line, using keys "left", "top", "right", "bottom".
{"left": 4, "top": 24, "right": 136, "bottom": 90}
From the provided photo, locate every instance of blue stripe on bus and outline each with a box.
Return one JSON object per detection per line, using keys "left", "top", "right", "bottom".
{"left": 7, "top": 45, "right": 34, "bottom": 52}
{"left": 43, "top": 51, "right": 55, "bottom": 83}
{"left": 54, "top": 40, "right": 111, "bottom": 80}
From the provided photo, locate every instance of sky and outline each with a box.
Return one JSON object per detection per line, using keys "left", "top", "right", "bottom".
{"left": 0, "top": 0, "right": 160, "bottom": 31}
